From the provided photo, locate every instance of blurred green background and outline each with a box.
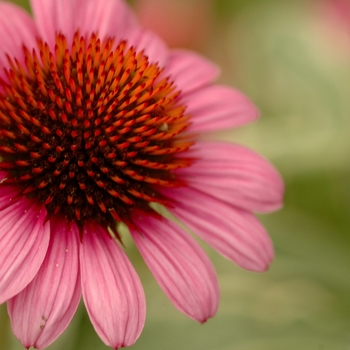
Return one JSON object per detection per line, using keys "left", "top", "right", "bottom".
{"left": 1, "top": 0, "right": 350, "bottom": 349}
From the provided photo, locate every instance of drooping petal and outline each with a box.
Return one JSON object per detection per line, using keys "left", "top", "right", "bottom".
{"left": 0, "top": 2, "right": 38, "bottom": 70}
{"left": 175, "top": 141, "right": 284, "bottom": 213}
{"left": 8, "top": 217, "right": 81, "bottom": 350}
{"left": 165, "top": 50, "right": 220, "bottom": 94}
{"left": 30, "top": 0, "right": 138, "bottom": 48}
{"left": 0, "top": 199, "right": 50, "bottom": 304}
{"left": 80, "top": 224, "right": 145, "bottom": 349}
{"left": 183, "top": 85, "right": 259, "bottom": 133}
{"left": 162, "top": 187, "right": 274, "bottom": 272}
{"left": 130, "top": 214, "right": 219, "bottom": 323}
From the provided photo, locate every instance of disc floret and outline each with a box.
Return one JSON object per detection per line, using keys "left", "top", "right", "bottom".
{"left": 0, "top": 32, "right": 192, "bottom": 228}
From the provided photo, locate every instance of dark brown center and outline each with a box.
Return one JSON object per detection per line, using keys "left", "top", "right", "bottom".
{"left": 0, "top": 32, "right": 192, "bottom": 229}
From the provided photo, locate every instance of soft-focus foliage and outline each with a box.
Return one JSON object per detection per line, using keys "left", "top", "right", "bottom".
{"left": 1, "top": 0, "right": 349, "bottom": 349}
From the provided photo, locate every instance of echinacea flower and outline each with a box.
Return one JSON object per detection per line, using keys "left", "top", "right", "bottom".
{"left": 0, "top": 0, "right": 284, "bottom": 349}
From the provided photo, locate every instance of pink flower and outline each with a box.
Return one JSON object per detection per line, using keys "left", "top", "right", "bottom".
{"left": 314, "top": 0, "right": 350, "bottom": 61}
{"left": 0, "top": 0, "right": 283, "bottom": 349}
{"left": 134, "top": 0, "right": 212, "bottom": 49}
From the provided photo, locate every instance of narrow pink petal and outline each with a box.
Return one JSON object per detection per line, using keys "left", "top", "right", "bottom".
{"left": 0, "top": 199, "right": 50, "bottom": 303}
{"left": 0, "top": 3, "right": 38, "bottom": 69}
{"left": 176, "top": 141, "right": 284, "bottom": 213}
{"left": 183, "top": 85, "right": 259, "bottom": 133}
{"left": 8, "top": 217, "right": 81, "bottom": 350}
{"left": 80, "top": 224, "right": 145, "bottom": 348}
{"left": 162, "top": 187, "right": 274, "bottom": 272}
{"left": 165, "top": 50, "right": 220, "bottom": 94}
{"left": 130, "top": 214, "right": 219, "bottom": 322}
{"left": 30, "top": 0, "right": 138, "bottom": 48}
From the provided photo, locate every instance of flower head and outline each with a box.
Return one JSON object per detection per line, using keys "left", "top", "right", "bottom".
{"left": 0, "top": 0, "right": 283, "bottom": 349}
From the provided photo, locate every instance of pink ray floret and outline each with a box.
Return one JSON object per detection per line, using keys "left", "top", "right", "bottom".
{"left": 0, "top": 0, "right": 284, "bottom": 349}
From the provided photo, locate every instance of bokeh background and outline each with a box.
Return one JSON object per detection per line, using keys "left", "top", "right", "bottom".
{"left": 1, "top": 0, "right": 350, "bottom": 349}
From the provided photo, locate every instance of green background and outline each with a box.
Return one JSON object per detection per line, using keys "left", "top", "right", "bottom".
{"left": 1, "top": 0, "right": 349, "bottom": 349}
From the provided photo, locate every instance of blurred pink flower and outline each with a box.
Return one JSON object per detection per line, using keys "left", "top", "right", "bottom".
{"left": 315, "top": 0, "right": 350, "bottom": 60}
{"left": 321, "top": 0, "right": 350, "bottom": 30}
{"left": 134, "top": 0, "right": 212, "bottom": 49}
{"left": 0, "top": 0, "right": 283, "bottom": 349}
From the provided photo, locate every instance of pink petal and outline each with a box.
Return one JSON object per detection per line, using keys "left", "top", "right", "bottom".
{"left": 183, "top": 85, "right": 259, "bottom": 133}
{"left": 30, "top": 0, "right": 77, "bottom": 48}
{"left": 165, "top": 50, "right": 220, "bottom": 94}
{"left": 130, "top": 214, "right": 219, "bottom": 323}
{"left": 0, "top": 171, "right": 7, "bottom": 181}
{"left": 80, "top": 224, "right": 145, "bottom": 348}
{"left": 7, "top": 217, "right": 81, "bottom": 350}
{"left": 127, "top": 28, "right": 169, "bottom": 66}
{"left": 31, "top": 0, "right": 168, "bottom": 67}
{"left": 162, "top": 187, "right": 274, "bottom": 272}
{"left": 176, "top": 141, "right": 284, "bottom": 213}
{"left": 0, "top": 198, "right": 50, "bottom": 303}
{"left": 0, "top": 185, "right": 21, "bottom": 211}
{"left": 30, "top": 0, "right": 138, "bottom": 49}
{"left": 0, "top": 2, "right": 38, "bottom": 69}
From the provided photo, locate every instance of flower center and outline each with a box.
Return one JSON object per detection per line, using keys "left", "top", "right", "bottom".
{"left": 0, "top": 32, "right": 192, "bottom": 228}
